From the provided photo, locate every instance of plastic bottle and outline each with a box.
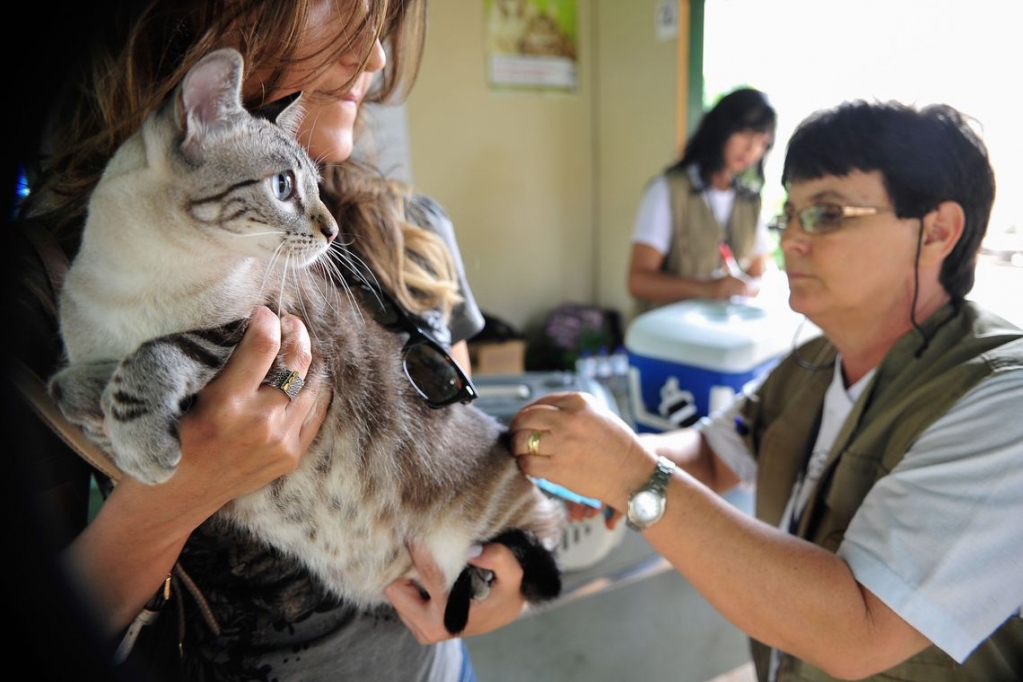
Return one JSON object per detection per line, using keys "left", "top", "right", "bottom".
{"left": 594, "top": 347, "right": 612, "bottom": 383}
{"left": 574, "top": 350, "right": 596, "bottom": 380}
{"left": 609, "top": 346, "right": 629, "bottom": 383}
{"left": 608, "top": 346, "right": 631, "bottom": 414}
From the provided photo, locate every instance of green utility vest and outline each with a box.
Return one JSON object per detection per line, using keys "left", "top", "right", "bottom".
{"left": 738, "top": 302, "right": 1023, "bottom": 681}
{"left": 632, "top": 168, "right": 761, "bottom": 316}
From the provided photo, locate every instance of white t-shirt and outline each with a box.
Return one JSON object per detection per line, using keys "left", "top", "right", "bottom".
{"left": 630, "top": 168, "right": 772, "bottom": 257}
{"left": 700, "top": 362, "right": 1023, "bottom": 664}
{"left": 779, "top": 366, "right": 874, "bottom": 532}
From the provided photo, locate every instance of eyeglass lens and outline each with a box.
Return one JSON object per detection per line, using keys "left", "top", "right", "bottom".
{"left": 772, "top": 204, "right": 845, "bottom": 234}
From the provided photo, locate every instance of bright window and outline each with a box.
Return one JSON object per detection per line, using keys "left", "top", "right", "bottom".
{"left": 703, "top": 0, "right": 1022, "bottom": 327}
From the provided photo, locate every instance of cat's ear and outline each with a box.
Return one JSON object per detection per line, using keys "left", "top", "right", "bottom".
{"left": 253, "top": 92, "right": 305, "bottom": 136}
{"left": 176, "top": 48, "right": 247, "bottom": 160}
{"left": 273, "top": 92, "right": 306, "bottom": 137}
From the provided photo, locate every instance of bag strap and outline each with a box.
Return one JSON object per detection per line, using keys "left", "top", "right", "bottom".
{"left": 14, "top": 359, "right": 123, "bottom": 482}
{"left": 17, "top": 224, "right": 221, "bottom": 660}
{"left": 16, "top": 222, "right": 123, "bottom": 481}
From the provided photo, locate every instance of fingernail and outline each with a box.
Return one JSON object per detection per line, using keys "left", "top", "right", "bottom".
{"left": 467, "top": 543, "right": 483, "bottom": 559}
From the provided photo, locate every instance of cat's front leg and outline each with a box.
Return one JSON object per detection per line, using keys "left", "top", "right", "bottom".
{"left": 102, "top": 324, "right": 243, "bottom": 484}
{"left": 49, "top": 359, "right": 120, "bottom": 455}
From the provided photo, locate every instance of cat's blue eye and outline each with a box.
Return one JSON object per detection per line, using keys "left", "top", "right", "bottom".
{"left": 271, "top": 171, "right": 296, "bottom": 201}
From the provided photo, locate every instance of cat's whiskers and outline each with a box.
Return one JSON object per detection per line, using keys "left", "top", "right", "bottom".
{"left": 334, "top": 247, "right": 379, "bottom": 291}
{"left": 286, "top": 258, "right": 326, "bottom": 329}
{"left": 257, "top": 242, "right": 293, "bottom": 315}
{"left": 309, "top": 147, "right": 333, "bottom": 167}
{"left": 272, "top": 250, "right": 295, "bottom": 318}
{"left": 324, "top": 247, "right": 386, "bottom": 326}
{"left": 313, "top": 254, "right": 349, "bottom": 316}
{"left": 311, "top": 248, "right": 365, "bottom": 324}
{"left": 230, "top": 228, "right": 287, "bottom": 239}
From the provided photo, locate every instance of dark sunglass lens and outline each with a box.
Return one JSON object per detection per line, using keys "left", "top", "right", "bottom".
{"left": 404, "top": 343, "right": 463, "bottom": 403}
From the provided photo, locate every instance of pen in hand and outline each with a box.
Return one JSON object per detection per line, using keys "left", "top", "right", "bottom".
{"left": 718, "top": 243, "right": 743, "bottom": 278}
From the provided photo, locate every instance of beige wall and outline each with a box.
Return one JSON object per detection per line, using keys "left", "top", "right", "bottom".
{"left": 407, "top": 0, "right": 678, "bottom": 335}
{"left": 592, "top": 0, "right": 679, "bottom": 321}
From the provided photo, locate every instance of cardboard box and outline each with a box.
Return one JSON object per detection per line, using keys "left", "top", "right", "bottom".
{"left": 468, "top": 339, "right": 526, "bottom": 376}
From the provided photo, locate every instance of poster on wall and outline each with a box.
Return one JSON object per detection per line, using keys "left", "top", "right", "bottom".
{"left": 484, "top": 0, "right": 578, "bottom": 91}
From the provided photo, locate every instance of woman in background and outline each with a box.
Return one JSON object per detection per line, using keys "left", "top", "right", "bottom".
{"left": 628, "top": 87, "right": 777, "bottom": 315}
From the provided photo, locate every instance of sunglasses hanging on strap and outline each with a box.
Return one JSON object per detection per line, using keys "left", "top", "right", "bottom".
{"left": 353, "top": 282, "right": 478, "bottom": 408}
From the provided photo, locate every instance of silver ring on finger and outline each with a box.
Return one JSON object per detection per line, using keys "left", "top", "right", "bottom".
{"left": 264, "top": 368, "right": 305, "bottom": 400}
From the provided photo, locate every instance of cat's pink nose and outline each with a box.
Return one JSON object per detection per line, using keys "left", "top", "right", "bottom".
{"left": 321, "top": 219, "right": 339, "bottom": 244}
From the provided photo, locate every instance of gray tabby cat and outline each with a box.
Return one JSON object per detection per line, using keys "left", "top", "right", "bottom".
{"left": 49, "top": 47, "right": 563, "bottom": 634}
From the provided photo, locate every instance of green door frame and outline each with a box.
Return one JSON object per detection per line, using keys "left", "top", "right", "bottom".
{"left": 675, "top": 0, "right": 705, "bottom": 151}
{"left": 686, "top": 0, "right": 705, "bottom": 137}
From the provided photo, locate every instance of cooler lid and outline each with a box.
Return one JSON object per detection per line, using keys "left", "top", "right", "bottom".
{"left": 625, "top": 299, "right": 807, "bottom": 370}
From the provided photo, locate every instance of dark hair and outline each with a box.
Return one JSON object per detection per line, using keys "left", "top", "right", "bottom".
{"left": 670, "top": 87, "right": 777, "bottom": 191}
{"left": 782, "top": 100, "right": 995, "bottom": 300}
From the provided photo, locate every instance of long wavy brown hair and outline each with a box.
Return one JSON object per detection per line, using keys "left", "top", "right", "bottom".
{"left": 24, "top": 0, "right": 460, "bottom": 319}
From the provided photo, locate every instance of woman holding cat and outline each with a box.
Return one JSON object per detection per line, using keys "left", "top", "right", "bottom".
{"left": 12, "top": 0, "right": 525, "bottom": 680}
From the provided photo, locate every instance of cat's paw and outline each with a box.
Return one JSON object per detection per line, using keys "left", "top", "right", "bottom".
{"left": 101, "top": 370, "right": 183, "bottom": 485}
{"left": 490, "top": 528, "right": 562, "bottom": 603}
{"left": 48, "top": 360, "right": 119, "bottom": 453}
{"left": 441, "top": 529, "right": 563, "bottom": 636}
{"left": 99, "top": 339, "right": 215, "bottom": 484}
{"left": 50, "top": 358, "right": 182, "bottom": 482}
{"left": 443, "top": 565, "right": 493, "bottom": 635}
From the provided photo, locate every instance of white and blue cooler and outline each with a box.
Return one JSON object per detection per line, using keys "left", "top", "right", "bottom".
{"left": 625, "top": 296, "right": 813, "bottom": 433}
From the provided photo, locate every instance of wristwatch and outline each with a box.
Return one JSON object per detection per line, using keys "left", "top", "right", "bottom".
{"left": 626, "top": 456, "right": 677, "bottom": 531}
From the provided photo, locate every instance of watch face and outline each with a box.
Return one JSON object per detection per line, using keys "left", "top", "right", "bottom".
{"left": 632, "top": 489, "right": 663, "bottom": 524}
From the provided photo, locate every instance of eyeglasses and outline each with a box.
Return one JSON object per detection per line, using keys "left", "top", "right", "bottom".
{"left": 768, "top": 203, "right": 895, "bottom": 235}
{"left": 355, "top": 284, "right": 478, "bottom": 408}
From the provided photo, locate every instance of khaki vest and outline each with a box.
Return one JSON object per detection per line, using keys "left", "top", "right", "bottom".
{"left": 738, "top": 302, "right": 1023, "bottom": 681}
{"left": 632, "top": 168, "right": 762, "bottom": 316}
